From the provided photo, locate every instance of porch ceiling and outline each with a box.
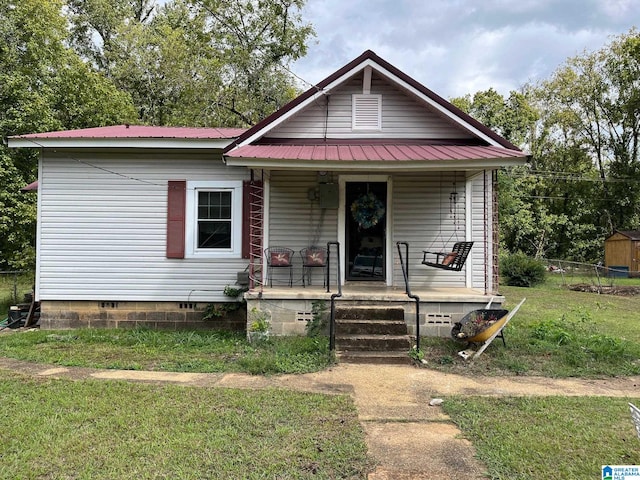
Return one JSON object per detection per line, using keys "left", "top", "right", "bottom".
{"left": 224, "top": 143, "right": 528, "bottom": 171}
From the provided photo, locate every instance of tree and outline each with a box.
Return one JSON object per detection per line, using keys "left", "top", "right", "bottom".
{"left": 0, "top": 0, "right": 137, "bottom": 270}
{"left": 452, "top": 86, "right": 606, "bottom": 261}
{"left": 541, "top": 28, "right": 640, "bottom": 233}
{"left": 66, "top": 0, "right": 157, "bottom": 72}
{"left": 451, "top": 88, "right": 537, "bottom": 147}
{"left": 66, "top": 0, "right": 315, "bottom": 126}
{"left": 189, "top": 0, "right": 313, "bottom": 126}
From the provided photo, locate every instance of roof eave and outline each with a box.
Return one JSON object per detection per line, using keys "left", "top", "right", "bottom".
{"left": 224, "top": 156, "right": 527, "bottom": 171}
{"left": 7, "top": 137, "right": 236, "bottom": 150}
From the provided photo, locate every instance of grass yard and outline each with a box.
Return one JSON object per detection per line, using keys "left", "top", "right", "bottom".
{"left": 1, "top": 275, "right": 640, "bottom": 377}
{"left": 443, "top": 395, "right": 640, "bottom": 480}
{"left": 1, "top": 275, "right": 640, "bottom": 479}
{"left": 421, "top": 278, "right": 640, "bottom": 377}
{"left": 0, "top": 370, "right": 372, "bottom": 479}
{"left": 0, "top": 329, "right": 334, "bottom": 375}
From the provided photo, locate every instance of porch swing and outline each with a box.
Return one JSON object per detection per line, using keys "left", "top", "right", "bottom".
{"left": 422, "top": 174, "right": 473, "bottom": 271}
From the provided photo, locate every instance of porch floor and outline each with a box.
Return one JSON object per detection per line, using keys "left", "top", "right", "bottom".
{"left": 245, "top": 283, "right": 503, "bottom": 304}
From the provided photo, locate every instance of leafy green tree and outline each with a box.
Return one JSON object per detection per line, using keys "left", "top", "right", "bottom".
{"left": 541, "top": 28, "right": 640, "bottom": 233}
{"left": 453, "top": 31, "right": 640, "bottom": 264}
{"left": 451, "top": 88, "right": 537, "bottom": 147}
{"left": 0, "top": 0, "right": 65, "bottom": 271}
{"left": 66, "top": 0, "right": 157, "bottom": 72}
{"left": 189, "top": 0, "right": 313, "bottom": 126}
{"left": 0, "top": 0, "right": 137, "bottom": 270}
{"left": 67, "top": 0, "right": 315, "bottom": 126}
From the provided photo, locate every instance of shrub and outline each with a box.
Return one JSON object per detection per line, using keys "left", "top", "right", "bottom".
{"left": 501, "top": 252, "right": 546, "bottom": 287}
{"left": 306, "top": 300, "right": 328, "bottom": 337}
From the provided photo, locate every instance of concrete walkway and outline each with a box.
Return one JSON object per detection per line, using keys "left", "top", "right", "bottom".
{"left": 1, "top": 358, "right": 639, "bottom": 479}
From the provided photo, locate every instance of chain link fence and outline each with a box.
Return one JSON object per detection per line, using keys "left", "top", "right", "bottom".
{"left": 543, "top": 259, "right": 640, "bottom": 294}
{"left": 0, "top": 270, "right": 34, "bottom": 309}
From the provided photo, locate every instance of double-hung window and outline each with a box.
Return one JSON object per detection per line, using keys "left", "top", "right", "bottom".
{"left": 185, "top": 181, "right": 242, "bottom": 258}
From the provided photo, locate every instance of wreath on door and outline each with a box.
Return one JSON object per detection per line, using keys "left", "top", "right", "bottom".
{"left": 351, "top": 192, "right": 385, "bottom": 229}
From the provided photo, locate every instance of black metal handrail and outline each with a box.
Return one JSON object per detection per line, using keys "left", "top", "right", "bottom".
{"left": 396, "top": 242, "right": 421, "bottom": 351}
{"left": 326, "top": 241, "right": 342, "bottom": 351}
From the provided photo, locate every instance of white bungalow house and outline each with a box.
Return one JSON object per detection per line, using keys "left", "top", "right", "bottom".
{"left": 8, "top": 50, "right": 527, "bottom": 346}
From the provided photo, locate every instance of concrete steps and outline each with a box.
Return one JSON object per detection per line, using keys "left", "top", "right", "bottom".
{"left": 334, "top": 306, "right": 412, "bottom": 364}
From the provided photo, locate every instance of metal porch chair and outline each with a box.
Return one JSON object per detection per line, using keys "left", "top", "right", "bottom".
{"left": 265, "top": 247, "right": 294, "bottom": 287}
{"left": 300, "top": 246, "right": 328, "bottom": 287}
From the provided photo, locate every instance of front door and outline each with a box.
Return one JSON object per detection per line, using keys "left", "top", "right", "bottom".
{"left": 345, "top": 181, "right": 387, "bottom": 281}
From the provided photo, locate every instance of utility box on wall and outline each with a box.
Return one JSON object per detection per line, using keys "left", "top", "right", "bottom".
{"left": 318, "top": 183, "right": 338, "bottom": 209}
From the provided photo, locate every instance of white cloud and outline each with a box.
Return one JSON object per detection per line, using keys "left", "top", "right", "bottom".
{"left": 292, "top": 0, "right": 640, "bottom": 99}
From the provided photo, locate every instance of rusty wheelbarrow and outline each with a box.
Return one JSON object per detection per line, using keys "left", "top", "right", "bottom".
{"left": 452, "top": 298, "right": 526, "bottom": 361}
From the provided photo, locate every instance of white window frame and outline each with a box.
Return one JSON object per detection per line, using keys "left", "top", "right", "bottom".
{"left": 185, "top": 180, "right": 243, "bottom": 258}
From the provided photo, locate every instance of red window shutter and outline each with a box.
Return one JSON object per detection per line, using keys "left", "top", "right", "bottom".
{"left": 166, "top": 180, "right": 186, "bottom": 259}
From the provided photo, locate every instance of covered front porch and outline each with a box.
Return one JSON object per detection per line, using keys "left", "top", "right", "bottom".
{"left": 245, "top": 282, "right": 503, "bottom": 338}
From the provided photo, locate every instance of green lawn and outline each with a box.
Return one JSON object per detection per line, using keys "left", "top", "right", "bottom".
{"left": 421, "top": 278, "right": 640, "bottom": 377}
{"left": 0, "top": 329, "right": 334, "bottom": 375}
{"left": 433, "top": 279, "right": 640, "bottom": 478}
{"left": 1, "top": 276, "right": 640, "bottom": 478}
{"left": 0, "top": 370, "right": 372, "bottom": 479}
{"left": 443, "top": 395, "right": 640, "bottom": 480}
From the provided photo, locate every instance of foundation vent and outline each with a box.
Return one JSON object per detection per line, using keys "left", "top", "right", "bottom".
{"left": 179, "top": 303, "right": 197, "bottom": 309}
{"left": 296, "top": 311, "right": 313, "bottom": 322}
{"left": 425, "top": 313, "right": 452, "bottom": 325}
{"left": 100, "top": 302, "right": 118, "bottom": 309}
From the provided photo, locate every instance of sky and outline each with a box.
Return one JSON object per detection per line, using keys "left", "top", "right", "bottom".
{"left": 290, "top": 0, "right": 640, "bottom": 100}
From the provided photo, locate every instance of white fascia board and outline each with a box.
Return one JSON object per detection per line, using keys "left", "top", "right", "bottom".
{"left": 7, "top": 137, "right": 235, "bottom": 150}
{"left": 225, "top": 156, "right": 526, "bottom": 171}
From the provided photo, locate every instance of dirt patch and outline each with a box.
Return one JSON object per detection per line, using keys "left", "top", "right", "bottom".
{"left": 568, "top": 283, "right": 640, "bottom": 296}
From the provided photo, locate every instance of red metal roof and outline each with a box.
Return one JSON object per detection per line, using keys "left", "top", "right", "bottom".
{"left": 225, "top": 144, "right": 528, "bottom": 162}
{"left": 12, "top": 125, "right": 246, "bottom": 140}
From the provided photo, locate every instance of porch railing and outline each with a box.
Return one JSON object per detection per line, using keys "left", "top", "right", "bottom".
{"left": 396, "top": 242, "right": 421, "bottom": 351}
{"left": 326, "top": 241, "right": 342, "bottom": 351}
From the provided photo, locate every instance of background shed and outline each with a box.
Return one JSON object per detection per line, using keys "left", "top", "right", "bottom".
{"left": 604, "top": 230, "right": 640, "bottom": 277}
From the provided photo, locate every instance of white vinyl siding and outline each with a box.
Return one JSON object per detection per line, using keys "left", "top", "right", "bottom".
{"left": 267, "top": 171, "right": 339, "bottom": 282}
{"left": 267, "top": 73, "right": 476, "bottom": 140}
{"left": 36, "top": 151, "right": 250, "bottom": 302}
{"left": 265, "top": 170, "right": 480, "bottom": 289}
{"left": 391, "top": 172, "right": 471, "bottom": 288}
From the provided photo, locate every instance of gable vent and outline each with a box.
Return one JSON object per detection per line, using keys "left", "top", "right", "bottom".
{"left": 352, "top": 94, "right": 382, "bottom": 130}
